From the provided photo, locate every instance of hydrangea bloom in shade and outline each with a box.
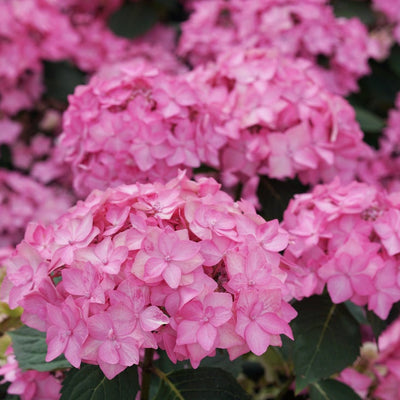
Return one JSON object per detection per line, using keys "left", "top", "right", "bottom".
{"left": 178, "top": 0, "right": 380, "bottom": 94}
{"left": 337, "top": 318, "right": 400, "bottom": 400}
{"left": 0, "top": 1, "right": 43, "bottom": 115}
{"left": 281, "top": 178, "right": 400, "bottom": 319}
{"left": 0, "top": 0, "right": 183, "bottom": 116}
{"left": 187, "top": 48, "right": 371, "bottom": 204}
{"left": 2, "top": 172, "right": 296, "bottom": 378}
{"left": 372, "top": 0, "right": 400, "bottom": 44}
{"left": 0, "top": 170, "right": 74, "bottom": 249}
{"left": 358, "top": 92, "right": 400, "bottom": 193}
{"left": 57, "top": 62, "right": 227, "bottom": 197}
{"left": 0, "top": 347, "right": 61, "bottom": 400}
{"left": 372, "top": 317, "right": 400, "bottom": 400}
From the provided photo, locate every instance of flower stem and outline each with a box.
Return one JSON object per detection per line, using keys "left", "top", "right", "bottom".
{"left": 140, "top": 348, "right": 155, "bottom": 400}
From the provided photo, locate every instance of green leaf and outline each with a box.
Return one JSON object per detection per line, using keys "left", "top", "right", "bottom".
{"left": 367, "top": 301, "right": 400, "bottom": 340}
{"left": 366, "top": 310, "right": 387, "bottom": 339}
{"left": 155, "top": 349, "right": 243, "bottom": 377}
{"left": 61, "top": 364, "right": 139, "bottom": 400}
{"left": 344, "top": 301, "right": 368, "bottom": 325}
{"left": 43, "top": 61, "right": 86, "bottom": 103}
{"left": 291, "top": 295, "right": 361, "bottom": 392}
{"left": 197, "top": 350, "right": 244, "bottom": 377}
{"left": 257, "top": 177, "right": 309, "bottom": 222}
{"left": 388, "top": 44, "right": 400, "bottom": 78}
{"left": 310, "top": 379, "right": 362, "bottom": 400}
{"left": 153, "top": 367, "right": 250, "bottom": 400}
{"left": 352, "top": 105, "right": 385, "bottom": 133}
{"left": 9, "top": 325, "right": 71, "bottom": 372}
{"left": 331, "top": 0, "right": 376, "bottom": 26}
{"left": 108, "top": 2, "right": 160, "bottom": 39}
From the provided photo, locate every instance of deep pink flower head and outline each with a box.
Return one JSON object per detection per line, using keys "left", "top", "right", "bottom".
{"left": 0, "top": 1, "right": 43, "bottom": 115}
{"left": 372, "top": 0, "right": 400, "bottom": 44}
{"left": 0, "top": 0, "right": 183, "bottom": 116}
{"left": 282, "top": 178, "right": 400, "bottom": 319}
{"left": 2, "top": 172, "right": 295, "bottom": 378}
{"left": 187, "top": 48, "right": 371, "bottom": 204}
{"left": 0, "top": 170, "right": 74, "bottom": 249}
{"left": 0, "top": 347, "right": 61, "bottom": 400}
{"left": 358, "top": 92, "right": 400, "bottom": 193}
{"left": 57, "top": 62, "right": 226, "bottom": 197}
{"left": 179, "top": 0, "right": 380, "bottom": 94}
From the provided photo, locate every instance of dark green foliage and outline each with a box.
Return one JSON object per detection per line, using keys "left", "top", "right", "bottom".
{"left": 60, "top": 364, "right": 139, "bottom": 400}
{"left": 153, "top": 367, "right": 250, "bottom": 400}
{"left": 9, "top": 326, "right": 71, "bottom": 372}
{"left": 310, "top": 379, "right": 362, "bottom": 400}
{"left": 291, "top": 295, "right": 361, "bottom": 392}
{"left": 43, "top": 61, "right": 86, "bottom": 103}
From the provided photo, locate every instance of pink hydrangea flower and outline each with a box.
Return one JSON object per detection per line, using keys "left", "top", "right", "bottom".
{"left": 372, "top": 0, "right": 400, "bottom": 44}
{"left": 179, "top": 0, "right": 380, "bottom": 94}
{"left": 0, "top": 170, "right": 73, "bottom": 249}
{"left": 0, "top": 0, "right": 183, "bottom": 116}
{"left": 282, "top": 178, "right": 400, "bottom": 318}
{"left": 187, "top": 48, "right": 371, "bottom": 205}
{"left": 2, "top": 172, "right": 296, "bottom": 378}
{"left": 0, "top": 347, "right": 61, "bottom": 400}
{"left": 57, "top": 62, "right": 227, "bottom": 197}
{"left": 358, "top": 92, "right": 400, "bottom": 194}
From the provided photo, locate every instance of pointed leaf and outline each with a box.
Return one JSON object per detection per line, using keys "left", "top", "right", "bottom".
{"left": 43, "top": 61, "right": 86, "bottom": 103}
{"left": 154, "top": 349, "right": 243, "bottom": 377}
{"left": 153, "top": 367, "right": 250, "bottom": 400}
{"left": 108, "top": 2, "right": 159, "bottom": 39}
{"left": 331, "top": 0, "right": 376, "bottom": 26}
{"left": 61, "top": 364, "right": 139, "bottom": 400}
{"left": 344, "top": 301, "right": 368, "bottom": 325}
{"left": 352, "top": 105, "right": 385, "bottom": 134}
{"left": 9, "top": 325, "right": 71, "bottom": 371}
{"left": 291, "top": 295, "right": 361, "bottom": 392}
{"left": 310, "top": 379, "right": 362, "bottom": 400}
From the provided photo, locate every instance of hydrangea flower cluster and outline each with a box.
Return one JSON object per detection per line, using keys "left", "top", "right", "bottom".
{"left": 59, "top": 47, "right": 371, "bottom": 204}
{"left": 357, "top": 92, "right": 400, "bottom": 193}
{"left": 0, "top": 170, "right": 73, "bottom": 249}
{"left": 372, "top": 0, "right": 400, "bottom": 44}
{"left": 0, "top": 347, "right": 61, "bottom": 400}
{"left": 282, "top": 178, "right": 400, "bottom": 319}
{"left": 0, "top": 1, "right": 43, "bottom": 115}
{"left": 337, "top": 317, "right": 400, "bottom": 400}
{"left": 187, "top": 48, "right": 371, "bottom": 203}
{"left": 57, "top": 61, "right": 227, "bottom": 197}
{"left": 178, "top": 0, "right": 380, "bottom": 94}
{"left": 0, "top": 0, "right": 182, "bottom": 116}
{"left": 372, "top": 317, "right": 400, "bottom": 399}
{"left": 1, "top": 173, "right": 296, "bottom": 379}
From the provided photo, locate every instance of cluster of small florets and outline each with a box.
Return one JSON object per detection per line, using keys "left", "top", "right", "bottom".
{"left": 187, "top": 48, "right": 371, "bottom": 203}
{"left": 57, "top": 61, "right": 228, "bottom": 197}
{"left": 0, "top": 347, "right": 61, "bottom": 400}
{"left": 355, "top": 92, "right": 400, "bottom": 194}
{"left": 337, "top": 317, "right": 400, "bottom": 400}
{"left": 59, "top": 47, "right": 371, "bottom": 204}
{"left": 372, "top": 0, "right": 400, "bottom": 44}
{"left": 372, "top": 317, "right": 400, "bottom": 399}
{"left": 1, "top": 173, "right": 296, "bottom": 379}
{"left": 0, "top": 0, "right": 182, "bottom": 116}
{"left": 178, "top": 0, "right": 380, "bottom": 94}
{"left": 282, "top": 178, "right": 400, "bottom": 319}
{"left": 0, "top": 170, "right": 73, "bottom": 249}
{"left": 0, "top": 1, "right": 43, "bottom": 115}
